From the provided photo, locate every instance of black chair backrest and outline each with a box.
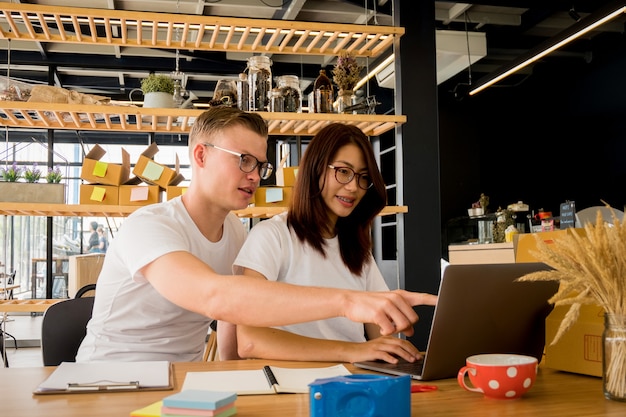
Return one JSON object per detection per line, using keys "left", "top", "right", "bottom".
{"left": 41, "top": 284, "right": 96, "bottom": 366}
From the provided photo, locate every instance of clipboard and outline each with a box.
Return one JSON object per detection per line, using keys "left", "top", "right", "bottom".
{"left": 33, "top": 361, "right": 173, "bottom": 395}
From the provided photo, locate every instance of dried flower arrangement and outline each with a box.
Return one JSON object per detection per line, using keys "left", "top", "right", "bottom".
{"left": 518, "top": 206, "right": 626, "bottom": 398}
{"left": 332, "top": 52, "right": 363, "bottom": 92}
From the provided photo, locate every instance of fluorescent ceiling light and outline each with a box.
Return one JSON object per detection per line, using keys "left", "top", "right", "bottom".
{"left": 469, "top": 3, "right": 626, "bottom": 96}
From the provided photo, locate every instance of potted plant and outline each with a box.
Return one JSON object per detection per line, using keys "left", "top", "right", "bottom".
{"left": 131, "top": 73, "right": 176, "bottom": 108}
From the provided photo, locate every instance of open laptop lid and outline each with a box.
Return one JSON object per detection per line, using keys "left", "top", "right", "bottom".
{"left": 354, "top": 262, "right": 559, "bottom": 381}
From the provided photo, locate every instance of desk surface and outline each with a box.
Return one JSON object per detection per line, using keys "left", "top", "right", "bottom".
{"left": 1, "top": 360, "right": 625, "bottom": 417}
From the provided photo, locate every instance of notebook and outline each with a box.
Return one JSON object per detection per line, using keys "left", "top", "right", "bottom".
{"left": 354, "top": 262, "right": 559, "bottom": 381}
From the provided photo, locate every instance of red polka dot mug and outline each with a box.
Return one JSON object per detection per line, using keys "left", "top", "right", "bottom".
{"left": 457, "top": 353, "right": 538, "bottom": 399}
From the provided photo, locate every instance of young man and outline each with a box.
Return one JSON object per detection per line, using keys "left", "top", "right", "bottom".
{"left": 76, "top": 107, "right": 432, "bottom": 362}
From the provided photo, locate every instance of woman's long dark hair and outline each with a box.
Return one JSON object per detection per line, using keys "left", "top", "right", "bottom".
{"left": 287, "top": 123, "right": 386, "bottom": 275}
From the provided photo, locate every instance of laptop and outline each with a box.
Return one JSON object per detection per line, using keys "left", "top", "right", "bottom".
{"left": 354, "top": 262, "right": 558, "bottom": 380}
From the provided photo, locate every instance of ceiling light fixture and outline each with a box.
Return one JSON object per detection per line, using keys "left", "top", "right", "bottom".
{"left": 469, "top": 2, "right": 626, "bottom": 96}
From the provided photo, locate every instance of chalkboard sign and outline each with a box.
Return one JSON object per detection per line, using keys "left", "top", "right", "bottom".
{"left": 560, "top": 201, "right": 576, "bottom": 229}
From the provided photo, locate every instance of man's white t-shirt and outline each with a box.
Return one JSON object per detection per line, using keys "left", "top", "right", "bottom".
{"left": 233, "top": 212, "right": 388, "bottom": 342}
{"left": 76, "top": 197, "right": 247, "bottom": 362}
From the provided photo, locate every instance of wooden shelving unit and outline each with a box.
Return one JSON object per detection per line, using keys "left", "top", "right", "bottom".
{"left": 0, "top": 3, "right": 403, "bottom": 59}
{"left": 0, "top": 202, "right": 407, "bottom": 219}
{"left": 0, "top": 3, "right": 406, "bottom": 137}
{"left": 0, "top": 102, "right": 405, "bottom": 136}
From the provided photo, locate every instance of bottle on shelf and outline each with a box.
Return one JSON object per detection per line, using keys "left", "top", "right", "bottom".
{"left": 247, "top": 56, "right": 272, "bottom": 112}
{"left": 313, "top": 69, "right": 334, "bottom": 113}
{"left": 236, "top": 72, "right": 249, "bottom": 111}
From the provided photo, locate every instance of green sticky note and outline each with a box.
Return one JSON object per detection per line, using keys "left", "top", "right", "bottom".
{"left": 92, "top": 161, "right": 108, "bottom": 178}
{"left": 90, "top": 187, "right": 106, "bottom": 202}
{"left": 142, "top": 161, "right": 164, "bottom": 181}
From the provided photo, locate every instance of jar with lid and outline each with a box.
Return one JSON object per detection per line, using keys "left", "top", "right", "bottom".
{"left": 313, "top": 69, "right": 334, "bottom": 113}
{"left": 236, "top": 72, "right": 249, "bottom": 111}
{"left": 276, "top": 75, "right": 302, "bottom": 113}
{"left": 247, "top": 55, "right": 272, "bottom": 112}
{"left": 269, "top": 88, "right": 284, "bottom": 112}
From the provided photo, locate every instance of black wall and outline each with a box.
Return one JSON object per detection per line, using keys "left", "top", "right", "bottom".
{"left": 438, "top": 31, "right": 626, "bottom": 257}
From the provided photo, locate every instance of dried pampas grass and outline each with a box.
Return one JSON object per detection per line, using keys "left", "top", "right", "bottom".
{"left": 518, "top": 206, "right": 626, "bottom": 343}
{"left": 517, "top": 205, "right": 626, "bottom": 399}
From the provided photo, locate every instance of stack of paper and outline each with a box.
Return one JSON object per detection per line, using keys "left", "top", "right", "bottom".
{"left": 131, "top": 390, "right": 237, "bottom": 417}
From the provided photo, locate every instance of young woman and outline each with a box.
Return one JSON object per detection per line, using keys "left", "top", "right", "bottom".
{"left": 225, "top": 123, "right": 437, "bottom": 363}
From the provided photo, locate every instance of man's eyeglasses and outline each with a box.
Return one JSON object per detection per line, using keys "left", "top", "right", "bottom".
{"left": 328, "top": 164, "right": 373, "bottom": 190}
{"left": 203, "top": 143, "right": 273, "bottom": 180}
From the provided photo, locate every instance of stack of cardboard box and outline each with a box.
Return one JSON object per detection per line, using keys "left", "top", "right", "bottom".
{"left": 80, "top": 143, "right": 185, "bottom": 206}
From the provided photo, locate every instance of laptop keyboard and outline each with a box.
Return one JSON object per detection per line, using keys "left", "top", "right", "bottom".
{"left": 367, "top": 358, "right": 425, "bottom": 374}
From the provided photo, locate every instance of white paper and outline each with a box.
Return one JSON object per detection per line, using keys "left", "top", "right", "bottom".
{"left": 35, "top": 361, "right": 171, "bottom": 393}
{"left": 182, "top": 364, "right": 350, "bottom": 395}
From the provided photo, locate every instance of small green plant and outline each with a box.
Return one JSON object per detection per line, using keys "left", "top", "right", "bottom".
{"left": 45, "top": 165, "right": 63, "bottom": 183}
{"left": 1, "top": 161, "right": 22, "bottom": 182}
{"left": 140, "top": 74, "right": 175, "bottom": 94}
{"left": 24, "top": 163, "right": 42, "bottom": 183}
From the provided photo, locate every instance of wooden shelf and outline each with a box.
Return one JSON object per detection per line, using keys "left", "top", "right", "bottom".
{"left": 0, "top": 202, "right": 407, "bottom": 218}
{"left": 0, "top": 102, "right": 406, "bottom": 136}
{"left": 0, "top": 3, "right": 403, "bottom": 59}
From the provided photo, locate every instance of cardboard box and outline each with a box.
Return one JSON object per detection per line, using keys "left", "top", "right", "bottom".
{"left": 544, "top": 304, "right": 604, "bottom": 377}
{"left": 132, "top": 142, "right": 185, "bottom": 189}
{"left": 166, "top": 186, "right": 188, "bottom": 200}
{"left": 276, "top": 166, "right": 298, "bottom": 187}
{"left": 254, "top": 186, "right": 293, "bottom": 207}
{"left": 515, "top": 229, "right": 586, "bottom": 263}
{"left": 68, "top": 253, "right": 105, "bottom": 297}
{"left": 79, "top": 184, "right": 119, "bottom": 205}
{"left": 80, "top": 144, "right": 130, "bottom": 186}
{"left": 119, "top": 185, "right": 162, "bottom": 206}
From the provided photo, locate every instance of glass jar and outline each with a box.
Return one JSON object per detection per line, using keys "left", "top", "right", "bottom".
{"left": 313, "top": 69, "right": 334, "bottom": 113}
{"left": 236, "top": 72, "right": 249, "bottom": 111}
{"left": 269, "top": 88, "right": 284, "bottom": 112}
{"left": 603, "top": 313, "right": 626, "bottom": 401}
{"left": 276, "top": 75, "right": 302, "bottom": 113}
{"left": 247, "top": 55, "right": 272, "bottom": 112}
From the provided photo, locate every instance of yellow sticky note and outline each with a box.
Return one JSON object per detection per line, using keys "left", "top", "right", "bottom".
{"left": 89, "top": 187, "right": 106, "bottom": 202}
{"left": 181, "top": 187, "right": 187, "bottom": 195}
{"left": 92, "top": 161, "right": 108, "bottom": 178}
{"left": 130, "top": 187, "right": 149, "bottom": 202}
{"left": 129, "top": 400, "right": 162, "bottom": 417}
{"left": 142, "top": 161, "right": 164, "bottom": 181}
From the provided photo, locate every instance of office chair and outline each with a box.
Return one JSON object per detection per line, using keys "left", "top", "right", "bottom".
{"left": 41, "top": 284, "right": 96, "bottom": 366}
{"left": 1, "top": 270, "right": 18, "bottom": 367}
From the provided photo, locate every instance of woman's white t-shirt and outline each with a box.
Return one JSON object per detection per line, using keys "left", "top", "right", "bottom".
{"left": 233, "top": 212, "right": 389, "bottom": 342}
{"left": 76, "top": 197, "right": 247, "bottom": 362}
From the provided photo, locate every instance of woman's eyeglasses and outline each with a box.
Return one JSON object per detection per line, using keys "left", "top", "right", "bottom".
{"left": 328, "top": 164, "right": 373, "bottom": 190}
{"left": 203, "top": 143, "right": 273, "bottom": 180}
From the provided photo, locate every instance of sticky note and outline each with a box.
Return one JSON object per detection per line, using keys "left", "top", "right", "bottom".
{"left": 265, "top": 188, "right": 283, "bottom": 203}
{"left": 90, "top": 187, "right": 106, "bottom": 202}
{"left": 142, "top": 160, "right": 164, "bottom": 181}
{"left": 162, "top": 390, "right": 237, "bottom": 410}
{"left": 130, "top": 400, "right": 162, "bottom": 417}
{"left": 92, "top": 161, "right": 108, "bottom": 178}
{"left": 130, "top": 187, "right": 149, "bottom": 202}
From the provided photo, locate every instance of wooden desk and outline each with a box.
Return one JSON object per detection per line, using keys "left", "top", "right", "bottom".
{"left": 1, "top": 360, "right": 625, "bottom": 417}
